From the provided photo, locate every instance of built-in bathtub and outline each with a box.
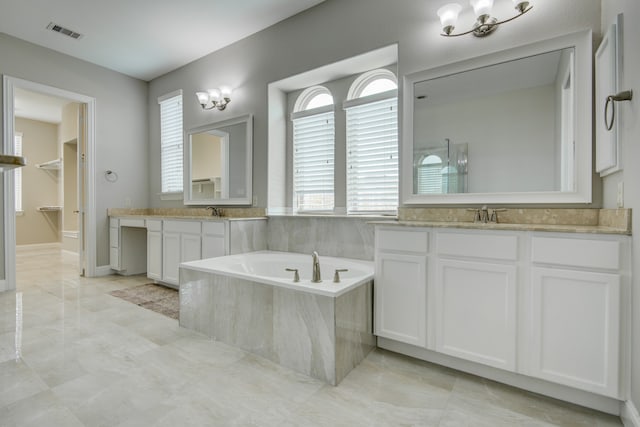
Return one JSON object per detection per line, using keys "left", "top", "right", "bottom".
{"left": 179, "top": 251, "right": 375, "bottom": 385}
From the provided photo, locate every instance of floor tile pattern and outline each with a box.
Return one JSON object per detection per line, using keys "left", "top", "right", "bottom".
{"left": 0, "top": 247, "right": 623, "bottom": 426}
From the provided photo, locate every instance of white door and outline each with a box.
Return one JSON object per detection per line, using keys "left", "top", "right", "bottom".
{"left": 530, "top": 267, "right": 620, "bottom": 397}
{"left": 374, "top": 252, "right": 427, "bottom": 347}
{"left": 77, "top": 103, "right": 87, "bottom": 275}
{"left": 435, "top": 259, "right": 517, "bottom": 371}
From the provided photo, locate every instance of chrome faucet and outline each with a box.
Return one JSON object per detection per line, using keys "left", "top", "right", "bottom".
{"left": 311, "top": 251, "right": 321, "bottom": 283}
{"left": 206, "top": 206, "right": 223, "bottom": 217}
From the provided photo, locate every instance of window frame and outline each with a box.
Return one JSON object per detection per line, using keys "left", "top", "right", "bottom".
{"left": 344, "top": 70, "right": 399, "bottom": 214}
{"left": 291, "top": 86, "right": 336, "bottom": 213}
{"left": 158, "top": 89, "right": 184, "bottom": 200}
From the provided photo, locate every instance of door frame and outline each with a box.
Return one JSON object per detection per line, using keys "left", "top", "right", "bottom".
{"left": 2, "top": 76, "right": 97, "bottom": 288}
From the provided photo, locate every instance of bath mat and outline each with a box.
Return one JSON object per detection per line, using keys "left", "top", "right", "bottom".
{"left": 110, "top": 283, "right": 179, "bottom": 320}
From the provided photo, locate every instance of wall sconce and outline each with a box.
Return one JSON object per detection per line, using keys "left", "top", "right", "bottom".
{"left": 196, "top": 86, "right": 233, "bottom": 111}
{"left": 437, "top": 0, "right": 532, "bottom": 37}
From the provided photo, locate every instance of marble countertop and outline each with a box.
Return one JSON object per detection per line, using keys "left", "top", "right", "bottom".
{"left": 369, "top": 220, "right": 631, "bottom": 235}
{"left": 110, "top": 214, "right": 267, "bottom": 222}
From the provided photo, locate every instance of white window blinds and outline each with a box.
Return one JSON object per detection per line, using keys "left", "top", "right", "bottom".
{"left": 293, "top": 110, "right": 335, "bottom": 211}
{"left": 346, "top": 97, "right": 398, "bottom": 213}
{"left": 14, "top": 132, "right": 22, "bottom": 211}
{"left": 159, "top": 91, "right": 183, "bottom": 194}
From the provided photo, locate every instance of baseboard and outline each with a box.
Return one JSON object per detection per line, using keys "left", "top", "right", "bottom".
{"left": 16, "top": 242, "right": 61, "bottom": 251}
{"left": 92, "top": 265, "right": 115, "bottom": 277}
{"left": 622, "top": 400, "right": 640, "bottom": 427}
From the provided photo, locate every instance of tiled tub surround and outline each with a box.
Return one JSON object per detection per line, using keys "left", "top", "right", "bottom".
{"left": 179, "top": 252, "right": 375, "bottom": 385}
{"left": 267, "top": 215, "right": 385, "bottom": 261}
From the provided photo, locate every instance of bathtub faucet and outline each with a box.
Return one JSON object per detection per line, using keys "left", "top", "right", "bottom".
{"left": 311, "top": 251, "right": 321, "bottom": 283}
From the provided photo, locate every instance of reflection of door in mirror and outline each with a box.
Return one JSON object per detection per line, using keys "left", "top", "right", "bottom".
{"left": 191, "top": 130, "right": 228, "bottom": 200}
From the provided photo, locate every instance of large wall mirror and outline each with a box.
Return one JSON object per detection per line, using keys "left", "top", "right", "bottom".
{"left": 402, "top": 30, "right": 592, "bottom": 205}
{"left": 184, "top": 114, "right": 253, "bottom": 205}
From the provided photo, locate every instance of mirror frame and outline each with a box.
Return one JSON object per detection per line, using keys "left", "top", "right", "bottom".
{"left": 401, "top": 30, "right": 592, "bottom": 205}
{"left": 184, "top": 114, "right": 253, "bottom": 206}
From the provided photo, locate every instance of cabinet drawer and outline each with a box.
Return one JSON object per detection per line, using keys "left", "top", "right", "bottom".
{"left": 376, "top": 228, "right": 428, "bottom": 253}
{"left": 109, "top": 227, "right": 119, "bottom": 248}
{"left": 202, "top": 221, "right": 225, "bottom": 236}
{"left": 120, "top": 218, "right": 145, "bottom": 228}
{"left": 437, "top": 232, "right": 518, "bottom": 261}
{"left": 146, "top": 219, "right": 162, "bottom": 232}
{"left": 531, "top": 237, "right": 620, "bottom": 270}
{"left": 163, "top": 220, "right": 201, "bottom": 234}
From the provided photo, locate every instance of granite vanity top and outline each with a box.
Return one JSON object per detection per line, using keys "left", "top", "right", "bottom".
{"left": 370, "top": 208, "right": 632, "bottom": 235}
{"left": 108, "top": 207, "right": 267, "bottom": 221}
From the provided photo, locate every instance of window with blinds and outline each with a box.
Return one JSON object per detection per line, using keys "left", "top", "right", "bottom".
{"left": 14, "top": 132, "right": 22, "bottom": 212}
{"left": 345, "top": 97, "right": 398, "bottom": 213}
{"left": 417, "top": 155, "right": 443, "bottom": 194}
{"left": 158, "top": 91, "right": 183, "bottom": 195}
{"left": 292, "top": 110, "right": 335, "bottom": 211}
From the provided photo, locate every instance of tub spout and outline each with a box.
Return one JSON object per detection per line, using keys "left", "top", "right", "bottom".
{"left": 311, "top": 251, "right": 321, "bottom": 283}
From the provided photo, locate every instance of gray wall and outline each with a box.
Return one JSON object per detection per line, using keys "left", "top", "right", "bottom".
{"left": 0, "top": 33, "right": 149, "bottom": 267}
{"left": 600, "top": 0, "right": 640, "bottom": 416}
{"left": 148, "top": 0, "right": 601, "bottom": 209}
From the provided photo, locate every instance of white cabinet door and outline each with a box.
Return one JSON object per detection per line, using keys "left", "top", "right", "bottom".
{"left": 435, "top": 259, "right": 517, "bottom": 371}
{"left": 375, "top": 252, "right": 427, "bottom": 347}
{"left": 202, "top": 235, "right": 226, "bottom": 259}
{"left": 147, "top": 231, "right": 162, "bottom": 280}
{"left": 162, "top": 232, "right": 181, "bottom": 285}
{"left": 530, "top": 267, "right": 620, "bottom": 397}
{"left": 181, "top": 233, "right": 202, "bottom": 263}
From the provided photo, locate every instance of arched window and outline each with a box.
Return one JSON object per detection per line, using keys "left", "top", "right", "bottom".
{"left": 417, "top": 155, "right": 443, "bottom": 194}
{"left": 292, "top": 86, "right": 335, "bottom": 211}
{"left": 344, "top": 69, "right": 398, "bottom": 213}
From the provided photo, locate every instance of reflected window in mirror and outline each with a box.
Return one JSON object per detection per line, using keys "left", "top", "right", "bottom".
{"left": 292, "top": 86, "right": 335, "bottom": 212}
{"left": 415, "top": 140, "right": 468, "bottom": 195}
{"left": 345, "top": 69, "right": 398, "bottom": 214}
{"left": 158, "top": 90, "right": 184, "bottom": 198}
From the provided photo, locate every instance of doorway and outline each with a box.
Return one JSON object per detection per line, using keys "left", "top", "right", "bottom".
{"left": 3, "top": 76, "right": 97, "bottom": 291}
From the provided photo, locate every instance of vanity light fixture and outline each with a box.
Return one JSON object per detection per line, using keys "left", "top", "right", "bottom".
{"left": 196, "top": 86, "right": 233, "bottom": 111}
{"left": 437, "top": 0, "right": 532, "bottom": 37}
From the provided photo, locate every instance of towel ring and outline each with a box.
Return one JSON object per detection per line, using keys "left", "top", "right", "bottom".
{"left": 604, "top": 90, "right": 633, "bottom": 131}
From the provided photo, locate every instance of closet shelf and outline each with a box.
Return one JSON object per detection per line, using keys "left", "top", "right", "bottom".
{"left": 36, "top": 159, "right": 62, "bottom": 170}
{"left": 37, "top": 206, "right": 62, "bottom": 212}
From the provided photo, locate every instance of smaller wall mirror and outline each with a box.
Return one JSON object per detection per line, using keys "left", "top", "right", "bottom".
{"left": 184, "top": 114, "right": 253, "bottom": 205}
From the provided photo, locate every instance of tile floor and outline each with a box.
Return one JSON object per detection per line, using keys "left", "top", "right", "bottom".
{"left": 0, "top": 246, "right": 623, "bottom": 426}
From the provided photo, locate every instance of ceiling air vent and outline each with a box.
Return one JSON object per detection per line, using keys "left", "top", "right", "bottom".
{"left": 46, "top": 22, "right": 83, "bottom": 40}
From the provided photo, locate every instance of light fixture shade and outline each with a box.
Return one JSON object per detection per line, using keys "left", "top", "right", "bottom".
{"left": 512, "top": 0, "right": 530, "bottom": 12}
{"left": 219, "top": 86, "right": 233, "bottom": 99}
{"left": 208, "top": 88, "right": 221, "bottom": 101}
{"left": 470, "top": 0, "right": 494, "bottom": 18}
{"left": 437, "top": 3, "right": 463, "bottom": 31}
{"left": 196, "top": 91, "right": 210, "bottom": 105}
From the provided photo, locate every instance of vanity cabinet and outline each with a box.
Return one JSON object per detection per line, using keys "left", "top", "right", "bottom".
{"left": 202, "top": 221, "right": 226, "bottom": 259}
{"left": 374, "top": 227, "right": 428, "bottom": 347}
{"left": 162, "top": 220, "right": 202, "bottom": 286}
{"left": 374, "top": 225, "right": 629, "bottom": 400}
{"left": 434, "top": 231, "right": 519, "bottom": 371}
{"left": 109, "top": 218, "right": 146, "bottom": 275}
{"left": 528, "top": 236, "right": 622, "bottom": 398}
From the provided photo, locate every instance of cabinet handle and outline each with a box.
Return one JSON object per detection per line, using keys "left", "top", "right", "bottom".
{"left": 604, "top": 90, "right": 633, "bottom": 131}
